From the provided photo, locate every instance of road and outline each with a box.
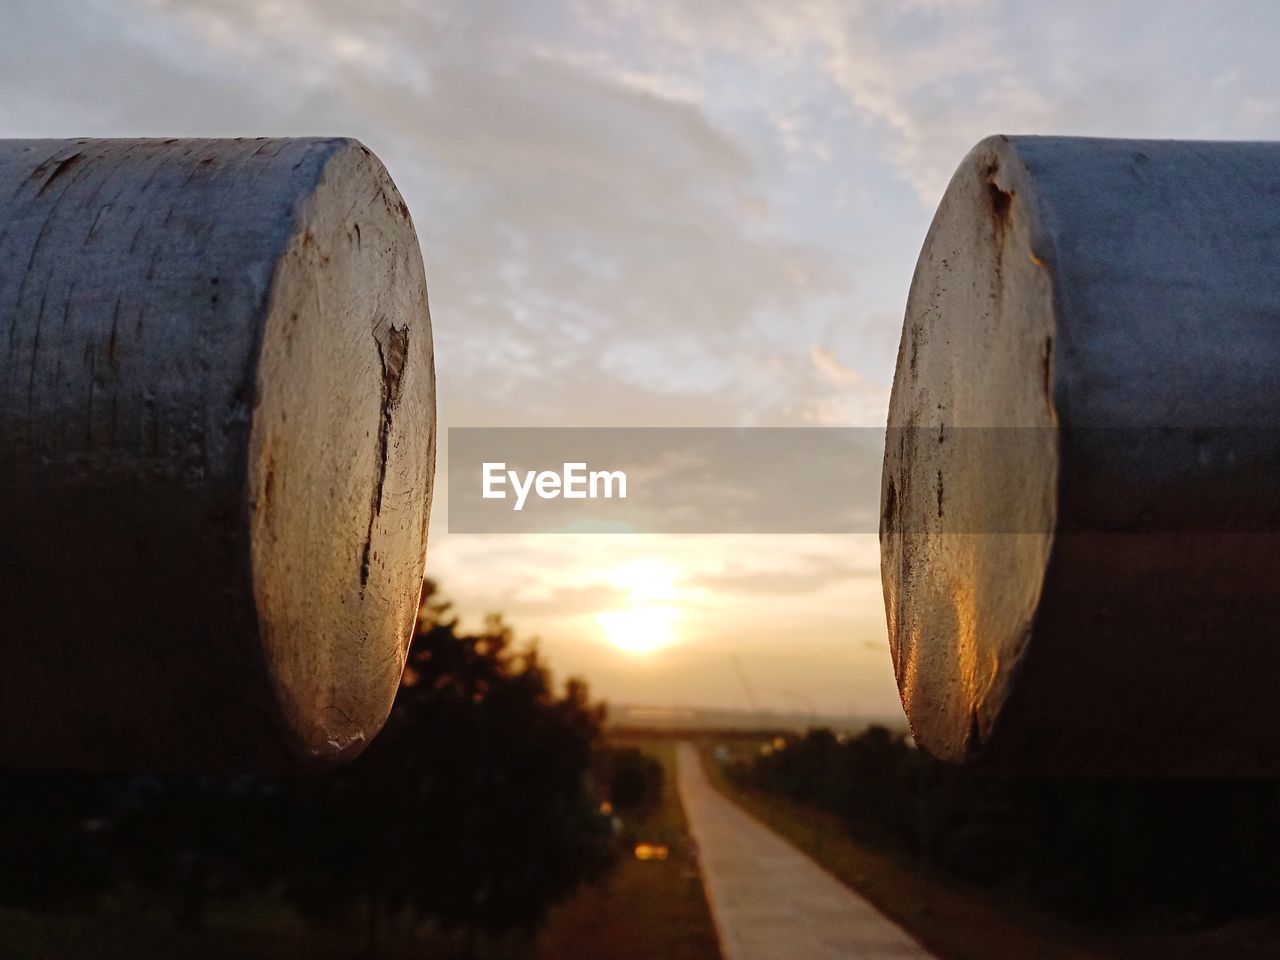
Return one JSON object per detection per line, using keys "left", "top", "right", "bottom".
{"left": 676, "top": 742, "right": 936, "bottom": 960}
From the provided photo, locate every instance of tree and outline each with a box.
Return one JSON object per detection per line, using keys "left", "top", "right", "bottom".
{"left": 601, "top": 746, "right": 664, "bottom": 816}
{"left": 732, "top": 725, "right": 1280, "bottom": 924}
{"left": 281, "top": 581, "right": 616, "bottom": 957}
{"left": 0, "top": 580, "right": 615, "bottom": 957}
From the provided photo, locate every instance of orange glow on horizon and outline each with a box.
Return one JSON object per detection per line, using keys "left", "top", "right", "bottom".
{"left": 596, "top": 559, "right": 683, "bottom": 655}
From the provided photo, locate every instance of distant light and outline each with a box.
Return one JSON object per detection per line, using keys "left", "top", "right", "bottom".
{"left": 634, "top": 842, "right": 669, "bottom": 862}
{"left": 599, "top": 800, "right": 614, "bottom": 816}
{"left": 773, "top": 736, "right": 787, "bottom": 751}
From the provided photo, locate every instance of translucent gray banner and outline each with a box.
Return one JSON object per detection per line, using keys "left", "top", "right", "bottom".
{"left": 449, "top": 428, "right": 883, "bottom": 533}
{"left": 447, "top": 427, "right": 1280, "bottom": 534}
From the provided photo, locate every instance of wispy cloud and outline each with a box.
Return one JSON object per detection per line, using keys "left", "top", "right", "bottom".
{"left": 7, "top": 0, "right": 1280, "bottom": 714}
{"left": 689, "top": 555, "right": 877, "bottom": 596}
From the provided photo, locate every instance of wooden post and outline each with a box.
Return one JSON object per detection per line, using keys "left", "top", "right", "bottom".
{"left": 882, "top": 136, "right": 1280, "bottom": 774}
{"left": 0, "top": 138, "right": 435, "bottom": 771}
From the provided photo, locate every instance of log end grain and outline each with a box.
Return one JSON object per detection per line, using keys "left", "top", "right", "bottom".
{"left": 880, "top": 136, "right": 1058, "bottom": 765}
{"left": 0, "top": 138, "right": 434, "bottom": 771}
{"left": 248, "top": 141, "right": 435, "bottom": 767}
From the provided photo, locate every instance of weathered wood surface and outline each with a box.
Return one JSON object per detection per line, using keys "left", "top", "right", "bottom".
{"left": 882, "top": 136, "right": 1280, "bottom": 774}
{"left": 0, "top": 138, "right": 435, "bottom": 771}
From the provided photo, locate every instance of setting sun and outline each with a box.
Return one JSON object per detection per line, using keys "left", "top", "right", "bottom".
{"left": 596, "top": 559, "right": 682, "bottom": 654}
{"left": 597, "top": 605, "right": 677, "bottom": 655}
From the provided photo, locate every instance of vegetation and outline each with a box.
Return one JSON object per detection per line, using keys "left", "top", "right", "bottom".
{"left": 0, "top": 582, "right": 649, "bottom": 959}
{"left": 712, "top": 726, "right": 1280, "bottom": 959}
{"left": 536, "top": 740, "right": 720, "bottom": 960}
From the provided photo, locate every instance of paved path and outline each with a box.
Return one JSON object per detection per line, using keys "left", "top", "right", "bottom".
{"left": 676, "top": 742, "right": 936, "bottom": 960}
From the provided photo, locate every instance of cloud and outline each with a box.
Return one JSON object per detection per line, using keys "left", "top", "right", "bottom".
{"left": 584, "top": 0, "right": 1280, "bottom": 208}
{"left": 810, "top": 344, "right": 861, "bottom": 386}
{"left": 502, "top": 583, "right": 631, "bottom": 617}
{"left": 11, "top": 0, "right": 1280, "bottom": 716}
{"left": 1, "top": 0, "right": 858, "bottom": 432}
{"left": 689, "top": 555, "right": 877, "bottom": 596}
{"left": 800, "top": 344, "right": 892, "bottom": 425}
{"left": 577, "top": 0, "right": 1047, "bottom": 204}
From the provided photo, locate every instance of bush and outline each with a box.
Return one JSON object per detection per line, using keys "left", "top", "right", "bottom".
{"left": 0, "top": 581, "right": 617, "bottom": 958}
{"left": 734, "top": 725, "right": 1280, "bottom": 924}
{"left": 600, "top": 747, "right": 664, "bottom": 816}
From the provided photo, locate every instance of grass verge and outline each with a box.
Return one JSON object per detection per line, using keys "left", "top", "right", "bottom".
{"left": 536, "top": 738, "right": 721, "bottom": 960}
{"left": 697, "top": 740, "right": 1280, "bottom": 960}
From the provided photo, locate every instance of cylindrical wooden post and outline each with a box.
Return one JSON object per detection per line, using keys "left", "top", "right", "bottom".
{"left": 0, "top": 138, "right": 435, "bottom": 771}
{"left": 882, "top": 136, "right": 1280, "bottom": 774}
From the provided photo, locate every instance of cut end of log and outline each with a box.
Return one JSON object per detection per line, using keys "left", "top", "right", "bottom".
{"left": 0, "top": 138, "right": 435, "bottom": 771}
{"left": 249, "top": 141, "right": 435, "bottom": 767}
{"left": 882, "top": 136, "right": 1280, "bottom": 773}
{"left": 881, "top": 136, "right": 1059, "bottom": 764}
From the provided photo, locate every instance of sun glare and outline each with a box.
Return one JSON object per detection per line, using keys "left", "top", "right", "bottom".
{"left": 598, "top": 605, "right": 677, "bottom": 655}
{"left": 597, "top": 559, "right": 682, "bottom": 655}
{"left": 609, "top": 558, "right": 678, "bottom": 603}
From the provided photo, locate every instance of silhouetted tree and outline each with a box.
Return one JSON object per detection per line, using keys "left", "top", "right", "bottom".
{"left": 109, "top": 773, "right": 286, "bottom": 930}
{"left": 0, "top": 770, "right": 112, "bottom": 911}
{"left": 0, "top": 581, "right": 614, "bottom": 959}
{"left": 600, "top": 746, "right": 664, "bottom": 816}
{"left": 281, "top": 582, "right": 615, "bottom": 957}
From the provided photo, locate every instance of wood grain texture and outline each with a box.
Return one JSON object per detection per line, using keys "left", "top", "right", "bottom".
{"left": 0, "top": 138, "right": 435, "bottom": 771}
{"left": 883, "top": 136, "right": 1280, "bottom": 774}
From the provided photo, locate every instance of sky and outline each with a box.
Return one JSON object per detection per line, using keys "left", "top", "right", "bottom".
{"left": 6, "top": 0, "right": 1280, "bottom": 719}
